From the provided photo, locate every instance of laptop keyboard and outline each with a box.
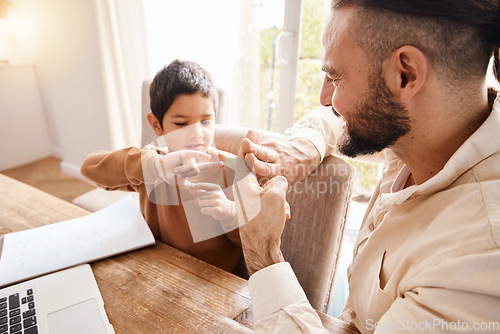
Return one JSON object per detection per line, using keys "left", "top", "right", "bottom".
{"left": 0, "top": 289, "right": 38, "bottom": 334}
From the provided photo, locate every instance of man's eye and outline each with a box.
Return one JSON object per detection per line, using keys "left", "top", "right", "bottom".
{"left": 327, "top": 76, "right": 340, "bottom": 86}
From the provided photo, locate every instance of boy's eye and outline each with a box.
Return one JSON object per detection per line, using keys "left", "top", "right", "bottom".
{"left": 201, "top": 120, "right": 213, "bottom": 126}
{"left": 175, "top": 122, "right": 188, "bottom": 126}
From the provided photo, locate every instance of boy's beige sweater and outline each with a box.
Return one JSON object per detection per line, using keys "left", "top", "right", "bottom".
{"left": 81, "top": 146, "right": 242, "bottom": 273}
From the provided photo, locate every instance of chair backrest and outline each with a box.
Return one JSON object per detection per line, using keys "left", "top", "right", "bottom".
{"left": 282, "top": 156, "right": 353, "bottom": 313}
{"left": 212, "top": 127, "right": 354, "bottom": 313}
{"left": 140, "top": 80, "right": 354, "bottom": 313}
{"left": 141, "top": 79, "right": 156, "bottom": 146}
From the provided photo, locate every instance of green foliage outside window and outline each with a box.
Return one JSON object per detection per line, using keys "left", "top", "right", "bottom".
{"left": 259, "top": 0, "right": 380, "bottom": 200}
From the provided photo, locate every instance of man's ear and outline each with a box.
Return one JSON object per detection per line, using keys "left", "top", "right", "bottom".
{"left": 147, "top": 112, "right": 163, "bottom": 136}
{"left": 383, "top": 45, "right": 427, "bottom": 101}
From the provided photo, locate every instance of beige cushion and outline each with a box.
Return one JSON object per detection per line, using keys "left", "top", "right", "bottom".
{"left": 283, "top": 155, "right": 353, "bottom": 313}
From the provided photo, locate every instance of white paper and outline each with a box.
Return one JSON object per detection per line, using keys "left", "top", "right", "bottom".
{"left": 0, "top": 195, "right": 155, "bottom": 287}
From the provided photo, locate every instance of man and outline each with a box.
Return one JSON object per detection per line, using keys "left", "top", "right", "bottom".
{"left": 234, "top": 0, "right": 500, "bottom": 333}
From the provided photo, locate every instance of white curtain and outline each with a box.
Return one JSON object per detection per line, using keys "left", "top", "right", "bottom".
{"left": 95, "top": 0, "right": 150, "bottom": 149}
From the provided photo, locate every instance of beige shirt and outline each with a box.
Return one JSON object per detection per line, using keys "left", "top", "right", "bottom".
{"left": 248, "top": 92, "right": 500, "bottom": 333}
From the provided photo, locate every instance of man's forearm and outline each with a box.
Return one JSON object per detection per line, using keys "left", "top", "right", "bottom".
{"left": 285, "top": 137, "right": 322, "bottom": 184}
{"left": 241, "top": 237, "right": 285, "bottom": 276}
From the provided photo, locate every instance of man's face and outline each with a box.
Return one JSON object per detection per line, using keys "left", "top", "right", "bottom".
{"left": 320, "top": 8, "right": 411, "bottom": 158}
{"left": 161, "top": 92, "right": 215, "bottom": 153}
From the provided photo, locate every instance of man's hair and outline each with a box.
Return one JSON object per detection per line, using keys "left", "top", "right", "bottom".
{"left": 331, "top": 0, "right": 500, "bottom": 88}
{"left": 150, "top": 60, "right": 218, "bottom": 127}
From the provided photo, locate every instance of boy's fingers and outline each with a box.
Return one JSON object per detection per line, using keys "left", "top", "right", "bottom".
{"left": 200, "top": 207, "right": 217, "bottom": 216}
{"left": 199, "top": 198, "right": 218, "bottom": 207}
{"left": 179, "top": 150, "right": 211, "bottom": 164}
{"left": 197, "top": 161, "right": 224, "bottom": 173}
{"left": 189, "top": 182, "right": 221, "bottom": 192}
{"left": 174, "top": 164, "right": 200, "bottom": 178}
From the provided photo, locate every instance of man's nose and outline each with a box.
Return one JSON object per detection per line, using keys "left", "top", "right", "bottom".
{"left": 319, "top": 75, "right": 334, "bottom": 107}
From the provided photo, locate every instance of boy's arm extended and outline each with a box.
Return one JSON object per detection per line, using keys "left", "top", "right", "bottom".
{"left": 81, "top": 146, "right": 212, "bottom": 192}
{"left": 81, "top": 147, "right": 154, "bottom": 192}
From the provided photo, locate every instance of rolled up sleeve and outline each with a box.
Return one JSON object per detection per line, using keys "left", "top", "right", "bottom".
{"left": 248, "top": 262, "right": 329, "bottom": 333}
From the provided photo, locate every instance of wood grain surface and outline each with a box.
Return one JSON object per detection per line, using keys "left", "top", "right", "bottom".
{"left": 0, "top": 174, "right": 359, "bottom": 333}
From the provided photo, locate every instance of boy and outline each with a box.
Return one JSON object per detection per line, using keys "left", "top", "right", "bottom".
{"left": 81, "top": 60, "right": 243, "bottom": 275}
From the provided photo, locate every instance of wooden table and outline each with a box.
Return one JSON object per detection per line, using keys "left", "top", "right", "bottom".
{"left": 0, "top": 173, "right": 359, "bottom": 333}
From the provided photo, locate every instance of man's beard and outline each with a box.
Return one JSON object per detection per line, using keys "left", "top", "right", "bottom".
{"left": 337, "top": 72, "right": 412, "bottom": 158}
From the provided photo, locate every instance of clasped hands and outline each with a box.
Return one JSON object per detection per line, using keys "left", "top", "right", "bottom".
{"left": 233, "top": 129, "right": 295, "bottom": 275}
{"left": 147, "top": 129, "right": 306, "bottom": 275}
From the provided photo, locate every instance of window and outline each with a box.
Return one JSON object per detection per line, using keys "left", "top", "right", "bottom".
{"left": 143, "top": 0, "right": 296, "bottom": 131}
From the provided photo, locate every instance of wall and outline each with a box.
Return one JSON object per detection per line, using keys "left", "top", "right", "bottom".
{"left": 0, "top": 0, "right": 113, "bottom": 177}
{"left": 35, "top": 0, "right": 112, "bottom": 177}
{"left": 0, "top": 64, "right": 51, "bottom": 170}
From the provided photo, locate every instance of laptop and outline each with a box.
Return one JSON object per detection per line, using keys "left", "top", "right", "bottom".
{"left": 0, "top": 264, "right": 114, "bottom": 334}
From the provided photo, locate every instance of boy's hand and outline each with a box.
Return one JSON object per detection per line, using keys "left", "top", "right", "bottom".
{"left": 155, "top": 150, "right": 211, "bottom": 183}
{"left": 187, "top": 182, "right": 236, "bottom": 229}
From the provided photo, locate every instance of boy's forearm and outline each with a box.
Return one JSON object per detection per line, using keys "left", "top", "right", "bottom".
{"left": 81, "top": 147, "right": 147, "bottom": 191}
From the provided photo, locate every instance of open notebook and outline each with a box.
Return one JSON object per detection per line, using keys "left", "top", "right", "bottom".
{"left": 0, "top": 195, "right": 155, "bottom": 287}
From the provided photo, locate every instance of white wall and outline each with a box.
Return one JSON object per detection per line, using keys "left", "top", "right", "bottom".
{"left": 35, "top": 0, "right": 112, "bottom": 177}
{"left": 0, "top": 64, "right": 51, "bottom": 170}
{"left": 0, "top": 0, "right": 153, "bottom": 179}
{"left": 0, "top": 0, "right": 115, "bottom": 177}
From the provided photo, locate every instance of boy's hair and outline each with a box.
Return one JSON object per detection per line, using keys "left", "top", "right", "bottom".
{"left": 331, "top": 0, "right": 500, "bottom": 89}
{"left": 149, "top": 60, "right": 218, "bottom": 128}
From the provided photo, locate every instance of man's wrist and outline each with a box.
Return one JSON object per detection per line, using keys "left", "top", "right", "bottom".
{"left": 285, "top": 137, "right": 322, "bottom": 184}
{"left": 242, "top": 238, "right": 285, "bottom": 276}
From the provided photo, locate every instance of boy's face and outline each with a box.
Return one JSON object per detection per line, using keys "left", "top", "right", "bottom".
{"left": 160, "top": 92, "right": 215, "bottom": 153}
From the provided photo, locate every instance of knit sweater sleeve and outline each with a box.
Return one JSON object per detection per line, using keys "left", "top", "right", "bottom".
{"left": 80, "top": 146, "right": 160, "bottom": 192}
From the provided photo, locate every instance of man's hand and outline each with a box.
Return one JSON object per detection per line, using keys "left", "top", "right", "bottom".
{"left": 233, "top": 130, "right": 291, "bottom": 276}
{"left": 241, "top": 130, "right": 321, "bottom": 185}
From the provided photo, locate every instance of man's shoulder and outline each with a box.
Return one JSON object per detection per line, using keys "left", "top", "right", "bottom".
{"left": 468, "top": 149, "right": 500, "bottom": 182}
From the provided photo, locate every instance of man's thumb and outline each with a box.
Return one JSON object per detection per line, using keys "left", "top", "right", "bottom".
{"left": 264, "top": 176, "right": 289, "bottom": 199}
{"left": 246, "top": 129, "right": 261, "bottom": 145}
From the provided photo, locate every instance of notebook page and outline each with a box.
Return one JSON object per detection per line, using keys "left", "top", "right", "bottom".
{"left": 0, "top": 195, "right": 155, "bottom": 287}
